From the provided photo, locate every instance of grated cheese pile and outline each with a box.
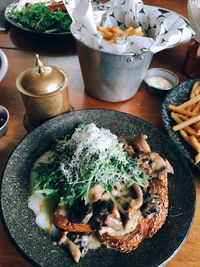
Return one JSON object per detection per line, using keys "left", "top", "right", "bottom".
{"left": 60, "top": 123, "right": 144, "bottom": 193}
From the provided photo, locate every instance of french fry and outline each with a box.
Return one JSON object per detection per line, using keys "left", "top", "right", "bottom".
{"left": 109, "top": 27, "right": 124, "bottom": 34}
{"left": 192, "top": 101, "right": 200, "bottom": 113}
{"left": 175, "top": 113, "right": 188, "bottom": 121}
{"left": 168, "top": 104, "right": 198, "bottom": 117}
{"left": 186, "top": 104, "right": 195, "bottom": 111}
{"left": 189, "top": 136, "right": 200, "bottom": 153}
{"left": 193, "top": 122, "right": 200, "bottom": 135}
{"left": 192, "top": 81, "right": 200, "bottom": 90}
{"left": 195, "top": 121, "right": 200, "bottom": 129}
{"left": 98, "top": 28, "right": 114, "bottom": 41}
{"left": 179, "top": 129, "right": 189, "bottom": 142}
{"left": 195, "top": 88, "right": 200, "bottom": 96}
{"left": 125, "top": 27, "right": 135, "bottom": 36}
{"left": 177, "top": 94, "right": 200, "bottom": 109}
{"left": 171, "top": 112, "right": 197, "bottom": 136}
{"left": 171, "top": 112, "right": 182, "bottom": 123}
{"left": 195, "top": 153, "right": 200, "bottom": 164}
{"left": 172, "top": 114, "right": 200, "bottom": 132}
{"left": 190, "top": 81, "right": 200, "bottom": 98}
{"left": 182, "top": 132, "right": 200, "bottom": 158}
{"left": 134, "top": 27, "right": 144, "bottom": 36}
{"left": 97, "top": 26, "right": 144, "bottom": 43}
{"left": 175, "top": 113, "right": 198, "bottom": 136}
{"left": 175, "top": 114, "right": 200, "bottom": 135}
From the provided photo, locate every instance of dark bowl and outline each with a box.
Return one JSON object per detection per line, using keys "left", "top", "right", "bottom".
{"left": 0, "top": 105, "right": 9, "bottom": 137}
{"left": 144, "top": 68, "right": 179, "bottom": 96}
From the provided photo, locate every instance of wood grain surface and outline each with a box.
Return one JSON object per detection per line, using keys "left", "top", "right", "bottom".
{"left": 0, "top": 0, "right": 200, "bottom": 266}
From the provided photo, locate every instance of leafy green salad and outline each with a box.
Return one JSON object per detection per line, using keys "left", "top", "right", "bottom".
{"left": 33, "top": 123, "right": 149, "bottom": 206}
{"left": 8, "top": 3, "right": 72, "bottom": 33}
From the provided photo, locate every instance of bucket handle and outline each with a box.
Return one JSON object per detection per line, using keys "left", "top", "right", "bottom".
{"left": 127, "top": 48, "right": 149, "bottom": 63}
{"left": 127, "top": 55, "right": 136, "bottom": 63}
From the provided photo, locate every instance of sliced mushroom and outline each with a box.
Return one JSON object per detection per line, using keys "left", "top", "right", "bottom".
{"left": 99, "top": 207, "right": 140, "bottom": 236}
{"left": 101, "top": 191, "right": 111, "bottom": 201}
{"left": 165, "top": 159, "right": 174, "bottom": 174}
{"left": 104, "top": 214, "right": 123, "bottom": 230}
{"left": 149, "top": 152, "right": 174, "bottom": 177}
{"left": 58, "top": 232, "right": 82, "bottom": 263}
{"left": 137, "top": 153, "right": 153, "bottom": 175}
{"left": 88, "top": 184, "right": 105, "bottom": 203}
{"left": 82, "top": 209, "right": 93, "bottom": 224}
{"left": 118, "top": 135, "right": 129, "bottom": 149}
{"left": 126, "top": 145, "right": 135, "bottom": 157}
{"left": 124, "top": 207, "right": 141, "bottom": 231}
{"left": 90, "top": 200, "right": 118, "bottom": 229}
{"left": 130, "top": 184, "right": 143, "bottom": 210}
{"left": 68, "top": 233, "right": 91, "bottom": 258}
{"left": 58, "top": 231, "right": 69, "bottom": 245}
{"left": 119, "top": 134, "right": 151, "bottom": 154}
{"left": 123, "top": 185, "right": 143, "bottom": 231}
{"left": 141, "top": 196, "right": 163, "bottom": 219}
{"left": 112, "top": 182, "right": 123, "bottom": 197}
{"left": 150, "top": 152, "right": 166, "bottom": 171}
{"left": 132, "top": 134, "right": 151, "bottom": 153}
{"left": 111, "top": 182, "right": 132, "bottom": 214}
{"left": 66, "top": 241, "right": 82, "bottom": 263}
{"left": 111, "top": 204, "right": 121, "bottom": 219}
{"left": 113, "top": 202, "right": 127, "bottom": 215}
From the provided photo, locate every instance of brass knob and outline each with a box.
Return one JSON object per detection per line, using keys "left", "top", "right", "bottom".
{"left": 35, "top": 54, "right": 45, "bottom": 74}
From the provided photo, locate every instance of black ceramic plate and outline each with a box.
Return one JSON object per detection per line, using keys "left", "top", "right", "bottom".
{"left": 162, "top": 79, "right": 200, "bottom": 170}
{"left": 5, "top": 1, "right": 71, "bottom": 35}
{"left": 0, "top": 109, "right": 195, "bottom": 267}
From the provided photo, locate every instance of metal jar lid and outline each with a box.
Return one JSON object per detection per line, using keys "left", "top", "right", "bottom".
{"left": 16, "top": 54, "right": 68, "bottom": 97}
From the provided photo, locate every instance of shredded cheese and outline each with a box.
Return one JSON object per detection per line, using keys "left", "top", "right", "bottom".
{"left": 59, "top": 123, "right": 142, "bottom": 189}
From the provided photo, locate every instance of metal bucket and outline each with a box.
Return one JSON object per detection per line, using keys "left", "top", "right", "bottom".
{"left": 72, "top": 34, "right": 153, "bottom": 102}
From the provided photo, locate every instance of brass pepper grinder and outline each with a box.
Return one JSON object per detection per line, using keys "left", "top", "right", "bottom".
{"left": 16, "top": 54, "right": 72, "bottom": 130}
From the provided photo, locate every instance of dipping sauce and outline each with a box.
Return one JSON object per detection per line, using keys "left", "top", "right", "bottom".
{"left": 0, "top": 113, "right": 6, "bottom": 128}
{"left": 146, "top": 76, "right": 173, "bottom": 90}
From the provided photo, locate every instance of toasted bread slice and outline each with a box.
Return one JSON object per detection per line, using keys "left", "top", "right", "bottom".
{"left": 98, "top": 173, "right": 168, "bottom": 252}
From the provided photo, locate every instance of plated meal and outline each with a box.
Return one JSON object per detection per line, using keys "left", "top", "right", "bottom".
{"left": 29, "top": 122, "right": 173, "bottom": 262}
{"left": 162, "top": 79, "right": 200, "bottom": 169}
{"left": 0, "top": 110, "right": 195, "bottom": 267}
{"left": 5, "top": 0, "right": 72, "bottom": 34}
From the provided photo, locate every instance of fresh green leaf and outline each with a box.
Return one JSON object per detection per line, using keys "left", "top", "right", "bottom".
{"left": 8, "top": 4, "right": 72, "bottom": 33}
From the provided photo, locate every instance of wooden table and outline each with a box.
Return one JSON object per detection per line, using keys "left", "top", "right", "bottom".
{"left": 0, "top": 0, "right": 200, "bottom": 266}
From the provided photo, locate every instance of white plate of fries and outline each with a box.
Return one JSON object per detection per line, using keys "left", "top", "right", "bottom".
{"left": 162, "top": 79, "right": 200, "bottom": 168}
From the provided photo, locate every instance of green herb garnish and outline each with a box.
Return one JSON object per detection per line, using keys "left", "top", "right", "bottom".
{"left": 8, "top": 4, "right": 72, "bottom": 33}
{"left": 32, "top": 123, "right": 149, "bottom": 206}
